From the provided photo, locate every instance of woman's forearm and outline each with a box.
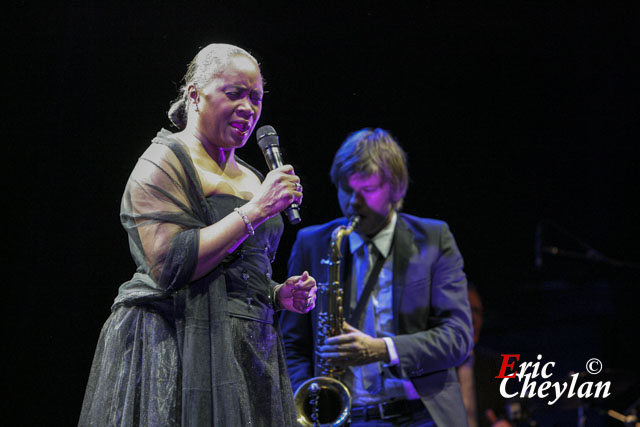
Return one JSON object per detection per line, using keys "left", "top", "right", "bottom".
{"left": 192, "top": 200, "right": 268, "bottom": 280}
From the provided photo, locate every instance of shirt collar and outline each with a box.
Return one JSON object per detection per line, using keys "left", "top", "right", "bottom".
{"left": 349, "top": 211, "right": 397, "bottom": 258}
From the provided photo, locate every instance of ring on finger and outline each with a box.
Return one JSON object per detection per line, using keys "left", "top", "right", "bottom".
{"left": 305, "top": 296, "right": 313, "bottom": 307}
{"left": 296, "top": 183, "right": 302, "bottom": 192}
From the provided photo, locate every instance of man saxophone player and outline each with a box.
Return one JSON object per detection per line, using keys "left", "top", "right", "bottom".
{"left": 280, "top": 128, "right": 473, "bottom": 426}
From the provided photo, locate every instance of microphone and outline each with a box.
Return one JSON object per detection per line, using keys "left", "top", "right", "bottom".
{"left": 256, "top": 125, "right": 302, "bottom": 224}
{"left": 534, "top": 221, "right": 543, "bottom": 270}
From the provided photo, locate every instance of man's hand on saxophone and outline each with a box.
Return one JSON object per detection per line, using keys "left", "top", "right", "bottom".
{"left": 317, "top": 321, "right": 391, "bottom": 366}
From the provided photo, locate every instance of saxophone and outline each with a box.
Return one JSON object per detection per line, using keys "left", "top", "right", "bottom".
{"left": 294, "top": 216, "right": 360, "bottom": 427}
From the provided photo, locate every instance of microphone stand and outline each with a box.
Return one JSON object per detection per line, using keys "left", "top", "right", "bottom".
{"left": 536, "top": 221, "right": 640, "bottom": 270}
{"left": 541, "top": 246, "right": 640, "bottom": 269}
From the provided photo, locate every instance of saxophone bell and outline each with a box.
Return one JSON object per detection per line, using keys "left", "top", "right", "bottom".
{"left": 294, "top": 377, "right": 351, "bottom": 427}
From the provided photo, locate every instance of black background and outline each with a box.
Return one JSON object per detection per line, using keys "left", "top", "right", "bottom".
{"left": 9, "top": 2, "right": 639, "bottom": 425}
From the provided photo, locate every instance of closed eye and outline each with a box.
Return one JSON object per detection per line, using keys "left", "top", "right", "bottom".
{"left": 250, "top": 92, "right": 263, "bottom": 104}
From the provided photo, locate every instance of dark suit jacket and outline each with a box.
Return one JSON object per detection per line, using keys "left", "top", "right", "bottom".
{"left": 280, "top": 213, "right": 473, "bottom": 426}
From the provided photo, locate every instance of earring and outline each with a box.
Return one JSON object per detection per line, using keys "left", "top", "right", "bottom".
{"left": 189, "top": 85, "right": 200, "bottom": 113}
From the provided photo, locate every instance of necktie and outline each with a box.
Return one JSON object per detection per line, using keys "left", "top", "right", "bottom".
{"left": 356, "top": 241, "right": 383, "bottom": 395}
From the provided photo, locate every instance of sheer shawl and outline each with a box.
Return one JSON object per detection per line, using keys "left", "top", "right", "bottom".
{"left": 114, "top": 128, "right": 259, "bottom": 425}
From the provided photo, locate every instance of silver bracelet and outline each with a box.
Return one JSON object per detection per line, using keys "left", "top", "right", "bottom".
{"left": 234, "top": 207, "right": 255, "bottom": 236}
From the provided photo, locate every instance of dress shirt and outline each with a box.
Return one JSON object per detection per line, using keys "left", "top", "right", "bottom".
{"left": 346, "top": 212, "right": 420, "bottom": 405}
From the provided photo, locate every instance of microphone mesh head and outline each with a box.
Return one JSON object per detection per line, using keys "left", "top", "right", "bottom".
{"left": 256, "top": 125, "right": 279, "bottom": 151}
{"left": 256, "top": 125, "right": 277, "bottom": 141}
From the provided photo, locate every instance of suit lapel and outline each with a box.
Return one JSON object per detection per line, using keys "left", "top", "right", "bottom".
{"left": 392, "top": 215, "right": 413, "bottom": 334}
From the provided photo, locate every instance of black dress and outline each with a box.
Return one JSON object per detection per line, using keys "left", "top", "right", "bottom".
{"left": 79, "top": 130, "right": 297, "bottom": 426}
